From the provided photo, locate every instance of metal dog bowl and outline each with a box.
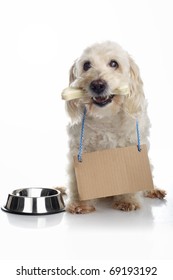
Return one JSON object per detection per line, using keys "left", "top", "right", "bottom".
{"left": 1, "top": 188, "right": 65, "bottom": 215}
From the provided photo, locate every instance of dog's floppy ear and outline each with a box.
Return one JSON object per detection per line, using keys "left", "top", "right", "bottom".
{"left": 66, "top": 61, "right": 81, "bottom": 121}
{"left": 69, "top": 61, "right": 77, "bottom": 85}
{"left": 124, "top": 56, "right": 145, "bottom": 116}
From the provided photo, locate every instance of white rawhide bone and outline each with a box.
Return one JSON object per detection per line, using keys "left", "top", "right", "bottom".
{"left": 114, "top": 85, "right": 130, "bottom": 96}
{"left": 61, "top": 87, "right": 84, "bottom": 101}
{"left": 61, "top": 85, "right": 129, "bottom": 101}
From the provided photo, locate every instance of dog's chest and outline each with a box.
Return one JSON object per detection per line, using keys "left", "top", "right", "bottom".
{"left": 82, "top": 117, "right": 133, "bottom": 152}
{"left": 68, "top": 115, "right": 137, "bottom": 154}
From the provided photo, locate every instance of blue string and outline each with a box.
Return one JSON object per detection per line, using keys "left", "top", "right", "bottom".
{"left": 136, "top": 118, "right": 141, "bottom": 152}
{"left": 78, "top": 109, "right": 141, "bottom": 161}
{"left": 78, "top": 106, "right": 87, "bottom": 162}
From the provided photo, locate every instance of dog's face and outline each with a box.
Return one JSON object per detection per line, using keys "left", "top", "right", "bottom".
{"left": 67, "top": 41, "right": 144, "bottom": 119}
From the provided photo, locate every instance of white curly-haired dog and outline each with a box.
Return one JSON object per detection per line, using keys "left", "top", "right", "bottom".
{"left": 65, "top": 41, "right": 166, "bottom": 214}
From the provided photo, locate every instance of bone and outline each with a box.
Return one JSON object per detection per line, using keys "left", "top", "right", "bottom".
{"left": 61, "top": 87, "right": 85, "bottom": 101}
{"left": 114, "top": 85, "right": 130, "bottom": 96}
{"left": 61, "top": 85, "right": 129, "bottom": 101}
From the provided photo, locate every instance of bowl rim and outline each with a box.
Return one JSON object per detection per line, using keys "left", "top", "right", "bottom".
{"left": 11, "top": 187, "right": 60, "bottom": 198}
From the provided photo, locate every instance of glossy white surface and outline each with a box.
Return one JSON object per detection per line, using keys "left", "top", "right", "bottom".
{"left": 0, "top": 179, "right": 173, "bottom": 260}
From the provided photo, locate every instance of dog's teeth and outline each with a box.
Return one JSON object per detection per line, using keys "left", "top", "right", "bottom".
{"left": 93, "top": 96, "right": 109, "bottom": 101}
{"left": 92, "top": 95, "right": 114, "bottom": 106}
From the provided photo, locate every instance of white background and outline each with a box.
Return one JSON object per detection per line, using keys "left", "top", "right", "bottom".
{"left": 0, "top": 0, "right": 173, "bottom": 269}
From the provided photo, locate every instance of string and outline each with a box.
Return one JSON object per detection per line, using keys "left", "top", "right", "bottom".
{"left": 78, "top": 107, "right": 141, "bottom": 162}
{"left": 136, "top": 118, "right": 141, "bottom": 152}
{"left": 78, "top": 106, "right": 87, "bottom": 162}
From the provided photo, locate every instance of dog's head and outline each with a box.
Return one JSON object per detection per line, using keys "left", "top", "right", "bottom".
{"left": 66, "top": 41, "right": 145, "bottom": 120}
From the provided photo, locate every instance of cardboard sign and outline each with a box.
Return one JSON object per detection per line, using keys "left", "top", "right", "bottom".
{"left": 74, "top": 144, "right": 154, "bottom": 201}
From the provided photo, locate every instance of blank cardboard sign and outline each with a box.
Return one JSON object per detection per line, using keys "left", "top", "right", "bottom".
{"left": 74, "top": 144, "right": 154, "bottom": 201}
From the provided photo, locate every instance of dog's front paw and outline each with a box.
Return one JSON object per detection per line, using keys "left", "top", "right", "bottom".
{"left": 144, "top": 188, "right": 166, "bottom": 199}
{"left": 66, "top": 201, "right": 96, "bottom": 214}
{"left": 113, "top": 200, "right": 140, "bottom": 211}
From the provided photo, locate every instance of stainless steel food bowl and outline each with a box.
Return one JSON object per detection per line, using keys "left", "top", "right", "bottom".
{"left": 1, "top": 188, "right": 65, "bottom": 215}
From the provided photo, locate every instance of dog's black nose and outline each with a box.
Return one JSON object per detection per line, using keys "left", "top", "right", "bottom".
{"left": 90, "top": 79, "right": 107, "bottom": 94}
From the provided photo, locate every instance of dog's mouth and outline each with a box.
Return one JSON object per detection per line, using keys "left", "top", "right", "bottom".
{"left": 91, "top": 95, "right": 115, "bottom": 107}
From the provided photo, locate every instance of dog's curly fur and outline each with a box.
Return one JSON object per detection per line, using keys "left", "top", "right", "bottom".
{"left": 65, "top": 41, "right": 166, "bottom": 214}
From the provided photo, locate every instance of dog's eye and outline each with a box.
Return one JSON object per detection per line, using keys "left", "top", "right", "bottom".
{"left": 83, "top": 61, "right": 91, "bottom": 71}
{"left": 109, "top": 60, "right": 119, "bottom": 69}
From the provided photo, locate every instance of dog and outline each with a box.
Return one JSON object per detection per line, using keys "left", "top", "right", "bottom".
{"left": 65, "top": 41, "right": 166, "bottom": 214}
